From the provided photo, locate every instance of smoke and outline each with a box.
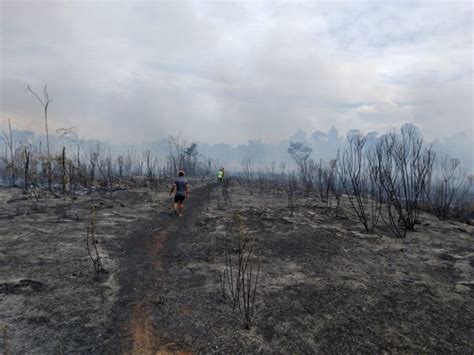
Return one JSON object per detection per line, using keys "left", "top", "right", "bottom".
{"left": 1, "top": 1, "right": 472, "bottom": 146}
{"left": 4, "top": 122, "right": 472, "bottom": 172}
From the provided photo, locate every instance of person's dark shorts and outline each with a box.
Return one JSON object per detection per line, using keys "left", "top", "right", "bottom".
{"left": 174, "top": 195, "right": 185, "bottom": 203}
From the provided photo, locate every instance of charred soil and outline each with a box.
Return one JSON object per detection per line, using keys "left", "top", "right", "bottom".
{"left": 1, "top": 180, "right": 473, "bottom": 353}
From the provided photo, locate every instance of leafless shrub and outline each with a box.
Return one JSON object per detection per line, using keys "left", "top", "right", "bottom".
{"left": 315, "top": 158, "right": 338, "bottom": 206}
{"left": 338, "top": 133, "right": 381, "bottom": 232}
{"left": 372, "top": 125, "right": 434, "bottom": 237}
{"left": 242, "top": 157, "right": 255, "bottom": 183}
{"left": 97, "top": 155, "right": 114, "bottom": 188}
{"left": 184, "top": 143, "right": 199, "bottom": 176}
{"left": 287, "top": 172, "right": 297, "bottom": 217}
{"left": 222, "top": 212, "right": 261, "bottom": 329}
{"left": 263, "top": 160, "right": 278, "bottom": 188}
{"left": 427, "top": 155, "right": 468, "bottom": 220}
{"left": 239, "top": 250, "right": 260, "bottom": 330}
{"left": 86, "top": 205, "right": 104, "bottom": 280}
{"left": 143, "top": 150, "right": 154, "bottom": 184}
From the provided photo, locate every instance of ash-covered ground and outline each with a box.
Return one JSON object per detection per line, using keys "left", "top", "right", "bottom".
{"left": 1, "top": 179, "right": 473, "bottom": 353}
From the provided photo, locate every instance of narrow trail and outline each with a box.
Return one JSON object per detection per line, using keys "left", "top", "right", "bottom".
{"left": 125, "top": 227, "right": 170, "bottom": 354}
{"left": 104, "top": 183, "right": 215, "bottom": 354}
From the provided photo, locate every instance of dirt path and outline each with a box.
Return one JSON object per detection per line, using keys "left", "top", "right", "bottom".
{"left": 125, "top": 227, "right": 169, "bottom": 354}
{"left": 102, "top": 184, "right": 214, "bottom": 354}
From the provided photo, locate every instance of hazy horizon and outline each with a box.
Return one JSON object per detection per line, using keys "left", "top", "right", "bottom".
{"left": 6, "top": 122, "right": 473, "bottom": 172}
{"left": 1, "top": 1, "right": 473, "bottom": 148}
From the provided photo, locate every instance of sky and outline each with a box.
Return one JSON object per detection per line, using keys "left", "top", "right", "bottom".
{"left": 1, "top": 0, "right": 472, "bottom": 146}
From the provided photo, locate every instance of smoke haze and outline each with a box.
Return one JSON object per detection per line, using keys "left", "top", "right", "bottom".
{"left": 1, "top": 1, "right": 472, "bottom": 163}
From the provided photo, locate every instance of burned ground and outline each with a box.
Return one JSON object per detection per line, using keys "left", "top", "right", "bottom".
{"left": 0, "top": 180, "right": 473, "bottom": 353}
{"left": 0, "top": 183, "right": 173, "bottom": 353}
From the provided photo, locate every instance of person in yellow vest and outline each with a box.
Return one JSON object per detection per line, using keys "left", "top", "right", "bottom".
{"left": 217, "top": 168, "right": 223, "bottom": 182}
